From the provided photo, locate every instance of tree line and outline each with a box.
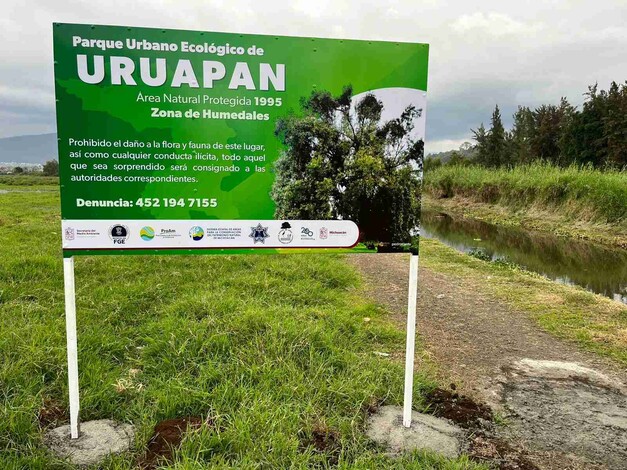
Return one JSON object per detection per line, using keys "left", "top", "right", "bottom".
{"left": 2, "top": 160, "right": 58, "bottom": 176}
{"left": 442, "top": 81, "right": 626, "bottom": 170}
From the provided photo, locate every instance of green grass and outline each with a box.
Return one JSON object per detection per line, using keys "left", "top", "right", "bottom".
{"left": 0, "top": 190, "right": 484, "bottom": 469}
{"left": 0, "top": 174, "right": 59, "bottom": 187}
{"left": 421, "top": 238, "right": 627, "bottom": 365}
{"left": 424, "top": 163, "right": 627, "bottom": 226}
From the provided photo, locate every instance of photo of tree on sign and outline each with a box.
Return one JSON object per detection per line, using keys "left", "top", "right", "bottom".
{"left": 271, "top": 85, "right": 426, "bottom": 243}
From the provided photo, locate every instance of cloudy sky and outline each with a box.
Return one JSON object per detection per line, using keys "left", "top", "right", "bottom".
{"left": 2, "top": 0, "right": 626, "bottom": 153}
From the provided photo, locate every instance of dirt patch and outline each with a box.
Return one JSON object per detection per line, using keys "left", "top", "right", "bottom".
{"left": 298, "top": 422, "right": 341, "bottom": 466}
{"left": 37, "top": 398, "right": 66, "bottom": 428}
{"left": 348, "top": 253, "right": 627, "bottom": 469}
{"left": 361, "top": 395, "right": 387, "bottom": 415}
{"left": 469, "top": 435, "right": 539, "bottom": 470}
{"left": 500, "top": 360, "right": 627, "bottom": 469}
{"left": 138, "top": 417, "right": 204, "bottom": 469}
{"left": 423, "top": 387, "right": 538, "bottom": 469}
{"left": 426, "top": 387, "right": 493, "bottom": 428}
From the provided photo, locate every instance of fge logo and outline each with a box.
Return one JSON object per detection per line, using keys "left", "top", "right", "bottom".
{"left": 109, "top": 225, "right": 129, "bottom": 244}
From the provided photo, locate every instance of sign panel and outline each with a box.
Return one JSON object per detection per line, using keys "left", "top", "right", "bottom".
{"left": 53, "top": 23, "right": 429, "bottom": 255}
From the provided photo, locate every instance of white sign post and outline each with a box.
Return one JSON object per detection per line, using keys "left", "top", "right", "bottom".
{"left": 63, "top": 257, "right": 80, "bottom": 439}
{"left": 403, "top": 252, "right": 419, "bottom": 427}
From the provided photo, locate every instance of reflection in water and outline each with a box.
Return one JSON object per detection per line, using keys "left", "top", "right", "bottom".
{"left": 421, "top": 211, "right": 627, "bottom": 304}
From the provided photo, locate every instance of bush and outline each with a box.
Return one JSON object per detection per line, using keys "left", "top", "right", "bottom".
{"left": 42, "top": 160, "right": 59, "bottom": 176}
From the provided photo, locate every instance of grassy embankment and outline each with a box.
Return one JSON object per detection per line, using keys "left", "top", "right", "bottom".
{"left": 423, "top": 163, "right": 627, "bottom": 248}
{"left": 0, "top": 185, "right": 482, "bottom": 469}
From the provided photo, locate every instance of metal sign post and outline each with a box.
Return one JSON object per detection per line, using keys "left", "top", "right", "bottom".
{"left": 403, "top": 251, "right": 419, "bottom": 427}
{"left": 63, "top": 257, "right": 80, "bottom": 439}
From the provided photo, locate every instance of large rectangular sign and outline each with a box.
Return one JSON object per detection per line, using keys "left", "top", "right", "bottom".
{"left": 53, "top": 23, "right": 429, "bottom": 255}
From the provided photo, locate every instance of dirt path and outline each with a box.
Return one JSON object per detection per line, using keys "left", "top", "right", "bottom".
{"left": 348, "top": 254, "right": 627, "bottom": 470}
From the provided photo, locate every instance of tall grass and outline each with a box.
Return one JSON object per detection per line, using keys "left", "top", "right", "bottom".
{"left": 423, "top": 163, "right": 627, "bottom": 225}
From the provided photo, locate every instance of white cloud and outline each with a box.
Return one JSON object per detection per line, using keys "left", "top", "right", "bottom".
{"left": 0, "top": 85, "right": 55, "bottom": 110}
{"left": 451, "top": 12, "right": 544, "bottom": 37}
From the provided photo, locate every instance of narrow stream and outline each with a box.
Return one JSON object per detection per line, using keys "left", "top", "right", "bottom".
{"left": 421, "top": 210, "right": 627, "bottom": 304}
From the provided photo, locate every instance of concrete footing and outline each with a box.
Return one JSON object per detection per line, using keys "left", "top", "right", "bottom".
{"left": 44, "top": 419, "right": 134, "bottom": 466}
{"left": 366, "top": 406, "right": 463, "bottom": 458}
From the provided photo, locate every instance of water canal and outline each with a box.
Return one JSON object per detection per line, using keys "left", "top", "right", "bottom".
{"left": 421, "top": 210, "right": 627, "bottom": 304}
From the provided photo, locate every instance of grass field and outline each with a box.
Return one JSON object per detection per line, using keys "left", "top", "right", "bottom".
{"left": 423, "top": 163, "right": 627, "bottom": 247}
{"left": 0, "top": 189, "right": 484, "bottom": 468}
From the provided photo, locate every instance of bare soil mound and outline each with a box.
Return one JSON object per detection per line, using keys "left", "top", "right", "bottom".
{"left": 138, "top": 417, "right": 204, "bottom": 469}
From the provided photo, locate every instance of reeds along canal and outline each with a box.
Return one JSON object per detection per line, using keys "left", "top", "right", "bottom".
{"left": 420, "top": 210, "right": 627, "bottom": 304}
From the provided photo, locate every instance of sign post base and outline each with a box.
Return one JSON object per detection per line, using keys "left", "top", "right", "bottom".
{"left": 45, "top": 419, "right": 134, "bottom": 465}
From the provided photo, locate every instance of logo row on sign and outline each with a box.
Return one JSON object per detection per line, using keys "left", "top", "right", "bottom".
{"left": 61, "top": 220, "right": 360, "bottom": 250}
{"left": 106, "top": 223, "right": 323, "bottom": 243}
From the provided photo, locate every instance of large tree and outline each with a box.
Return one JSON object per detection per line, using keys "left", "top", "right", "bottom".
{"left": 566, "top": 81, "right": 627, "bottom": 169}
{"left": 272, "top": 85, "right": 423, "bottom": 243}
{"left": 474, "top": 106, "right": 507, "bottom": 167}
{"left": 603, "top": 82, "right": 627, "bottom": 168}
{"left": 510, "top": 106, "right": 534, "bottom": 165}
{"left": 486, "top": 105, "right": 506, "bottom": 167}
{"left": 471, "top": 123, "right": 488, "bottom": 165}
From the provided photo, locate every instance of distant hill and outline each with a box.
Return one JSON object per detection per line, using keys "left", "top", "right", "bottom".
{"left": 0, "top": 133, "right": 57, "bottom": 164}
{"left": 426, "top": 142, "right": 476, "bottom": 163}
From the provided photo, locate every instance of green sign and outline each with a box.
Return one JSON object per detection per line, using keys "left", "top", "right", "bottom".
{"left": 53, "top": 23, "right": 429, "bottom": 255}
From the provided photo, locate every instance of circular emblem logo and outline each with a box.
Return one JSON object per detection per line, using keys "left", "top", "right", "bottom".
{"left": 278, "top": 222, "right": 293, "bottom": 244}
{"left": 189, "top": 226, "right": 204, "bottom": 241}
{"left": 109, "top": 224, "right": 129, "bottom": 245}
{"left": 140, "top": 226, "right": 155, "bottom": 241}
